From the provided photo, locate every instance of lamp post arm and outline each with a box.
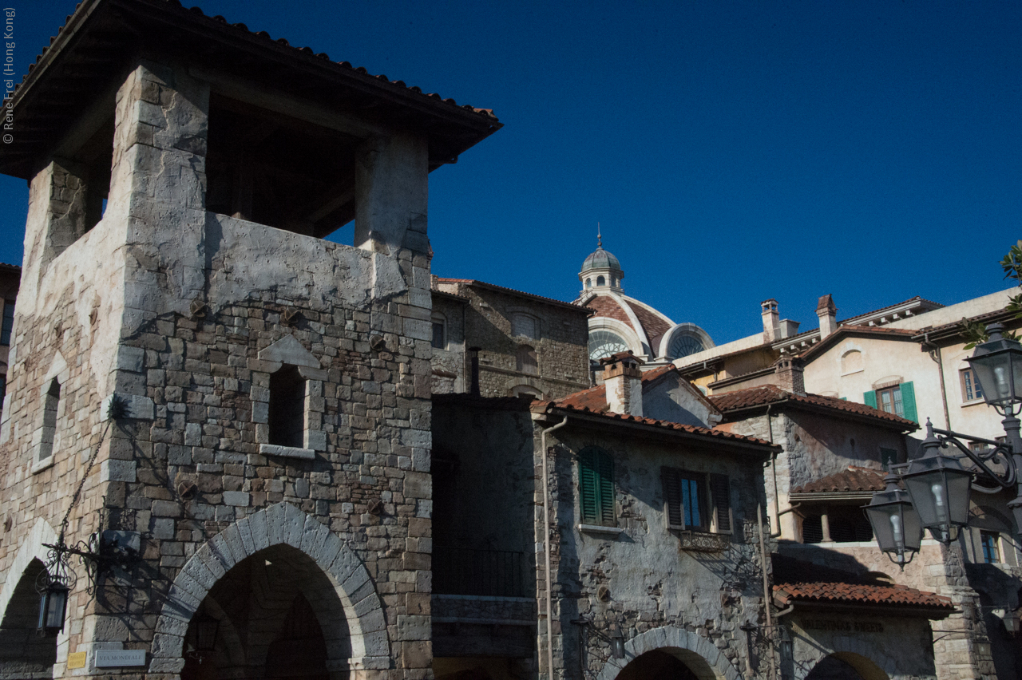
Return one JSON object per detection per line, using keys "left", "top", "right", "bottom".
{"left": 932, "top": 430, "right": 1016, "bottom": 490}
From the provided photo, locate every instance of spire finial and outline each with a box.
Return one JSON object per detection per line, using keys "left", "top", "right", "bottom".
{"left": 597, "top": 222, "right": 602, "bottom": 248}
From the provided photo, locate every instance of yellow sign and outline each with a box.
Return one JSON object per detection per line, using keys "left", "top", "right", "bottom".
{"left": 67, "top": 652, "right": 87, "bottom": 670}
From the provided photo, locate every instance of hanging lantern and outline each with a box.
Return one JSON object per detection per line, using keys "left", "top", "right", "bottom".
{"left": 901, "top": 422, "right": 973, "bottom": 544}
{"left": 865, "top": 473, "right": 923, "bottom": 567}
{"left": 967, "top": 324, "right": 1022, "bottom": 414}
{"left": 37, "top": 582, "right": 68, "bottom": 637}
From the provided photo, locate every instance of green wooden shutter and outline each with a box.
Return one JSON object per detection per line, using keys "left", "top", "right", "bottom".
{"left": 597, "top": 451, "right": 615, "bottom": 526}
{"left": 710, "top": 474, "right": 732, "bottom": 533}
{"left": 900, "top": 382, "right": 917, "bottom": 422}
{"left": 579, "top": 449, "right": 599, "bottom": 524}
{"left": 662, "top": 468, "right": 683, "bottom": 528}
{"left": 863, "top": 390, "right": 877, "bottom": 409}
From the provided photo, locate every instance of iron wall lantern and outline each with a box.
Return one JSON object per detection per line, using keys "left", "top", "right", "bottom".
{"left": 194, "top": 612, "right": 220, "bottom": 652}
{"left": 900, "top": 425, "right": 974, "bottom": 543}
{"left": 36, "top": 582, "right": 68, "bottom": 637}
{"left": 967, "top": 324, "right": 1022, "bottom": 415}
{"left": 864, "top": 472, "right": 923, "bottom": 567}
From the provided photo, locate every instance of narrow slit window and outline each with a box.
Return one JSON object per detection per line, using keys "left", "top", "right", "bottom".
{"left": 268, "top": 366, "right": 305, "bottom": 449}
{"left": 38, "top": 379, "right": 61, "bottom": 463}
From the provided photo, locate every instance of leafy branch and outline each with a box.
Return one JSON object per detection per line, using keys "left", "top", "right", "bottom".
{"left": 961, "top": 240, "right": 1022, "bottom": 349}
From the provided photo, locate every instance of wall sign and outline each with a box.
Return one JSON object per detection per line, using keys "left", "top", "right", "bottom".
{"left": 66, "top": 652, "right": 87, "bottom": 670}
{"left": 94, "top": 649, "right": 146, "bottom": 667}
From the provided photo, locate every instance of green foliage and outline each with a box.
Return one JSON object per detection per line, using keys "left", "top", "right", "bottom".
{"left": 962, "top": 240, "right": 1022, "bottom": 348}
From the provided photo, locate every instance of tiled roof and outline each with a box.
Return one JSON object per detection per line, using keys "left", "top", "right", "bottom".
{"left": 710, "top": 385, "right": 918, "bottom": 431}
{"left": 558, "top": 364, "right": 677, "bottom": 411}
{"left": 839, "top": 296, "right": 944, "bottom": 327}
{"left": 583, "top": 294, "right": 674, "bottom": 352}
{"left": 585, "top": 295, "right": 634, "bottom": 328}
{"left": 790, "top": 467, "right": 886, "bottom": 494}
{"left": 629, "top": 301, "right": 672, "bottom": 351}
{"left": 436, "top": 279, "right": 588, "bottom": 313}
{"left": 773, "top": 582, "right": 954, "bottom": 611}
{"left": 532, "top": 401, "right": 776, "bottom": 450}
{"left": 17, "top": 0, "right": 499, "bottom": 121}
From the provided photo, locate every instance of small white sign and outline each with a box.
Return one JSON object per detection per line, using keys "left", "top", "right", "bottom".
{"left": 94, "top": 650, "right": 146, "bottom": 668}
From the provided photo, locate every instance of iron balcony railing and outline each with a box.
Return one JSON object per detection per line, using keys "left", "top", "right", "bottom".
{"left": 433, "top": 546, "right": 529, "bottom": 598}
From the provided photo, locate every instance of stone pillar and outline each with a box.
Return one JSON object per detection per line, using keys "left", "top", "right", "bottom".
{"left": 355, "top": 133, "right": 429, "bottom": 257}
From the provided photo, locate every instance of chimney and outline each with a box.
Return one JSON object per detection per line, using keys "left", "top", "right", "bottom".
{"left": 774, "top": 354, "right": 806, "bottom": 396}
{"left": 816, "top": 294, "right": 838, "bottom": 339}
{"left": 602, "top": 352, "right": 644, "bottom": 417}
{"left": 761, "top": 299, "right": 780, "bottom": 342}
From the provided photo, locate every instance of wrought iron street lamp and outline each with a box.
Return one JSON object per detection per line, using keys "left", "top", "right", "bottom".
{"left": 864, "top": 472, "right": 923, "bottom": 567}
{"left": 867, "top": 323, "right": 1022, "bottom": 559}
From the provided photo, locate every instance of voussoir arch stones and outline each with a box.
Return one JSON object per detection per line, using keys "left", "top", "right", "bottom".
{"left": 794, "top": 638, "right": 896, "bottom": 680}
{"left": 0, "top": 518, "right": 59, "bottom": 623}
{"left": 594, "top": 625, "right": 744, "bottom": 680}
{"left": 150, "top": 502, "right": 389, "bottom": 674}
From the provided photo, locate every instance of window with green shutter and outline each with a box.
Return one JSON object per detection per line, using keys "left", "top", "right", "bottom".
{"left": 579, "top": 447, "right": 615, "bottom": 526}
{"left": 710, "top": 474, "right": 732, "bottom": 533}
{"left": 900, "top": 382, "right": 917, "bottom": 422}
{"left": 863, "top": 390, "right": 877, "bottom": 409}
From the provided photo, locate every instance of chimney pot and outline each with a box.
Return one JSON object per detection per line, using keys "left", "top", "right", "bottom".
{"left": 816, "top": 294, "right": 838, "bottom": 339}
{"left": 601, "top": 352, "right": 644, "bottom": 417}
{"left": 762, "top": 299, "right": 780, "bottom": 342}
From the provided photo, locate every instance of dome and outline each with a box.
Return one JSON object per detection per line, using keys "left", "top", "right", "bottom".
{"left": 580, "top": 246, "right": 622, "bottom": 274}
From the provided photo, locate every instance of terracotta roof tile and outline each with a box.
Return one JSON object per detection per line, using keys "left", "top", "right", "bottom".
{"left": 533, "top": 401, "right": 776, "bottom": 449}
{"left": 558, "top": 364, "right": 679, "bottom": 411}
{"left": 436, "top": 278, "right": 588, "bottom": 313}
{"left": 791, "top": 467, "right": 886, "bottom": 494}
{"left": 710, "top": 385, "right": 918, "bottom": 431}
{"left": 773, "top": 582, "right": 953, "bottom": 610}
{"left": 585, "top": 295, "right": 634, "bottom": 330}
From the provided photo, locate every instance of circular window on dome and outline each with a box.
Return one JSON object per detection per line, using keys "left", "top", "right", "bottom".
{"left": 667, "top": 333, "right": 704, "bottom": 359}
{"left": 589, "top": 330, "right": 630, "bottom": 361}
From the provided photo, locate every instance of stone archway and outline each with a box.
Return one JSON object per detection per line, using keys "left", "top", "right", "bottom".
{"left": 0, "top": 519, "right": 61, "bottom": 680}
{"left": 151, "top": 502, "right": 389, "bottom": 675}
{"left": 594, "top": 626, "right": 742, "bottom": 680}
{"left": 794, "top": 645, "right": 894, "bottom": 680}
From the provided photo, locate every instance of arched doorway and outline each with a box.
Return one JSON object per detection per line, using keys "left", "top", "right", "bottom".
{"left": 805, "top": 653, "right": 889, "bottom": 680}
{"left": 614, "top": 649, "right": 701, "bottom": 680}
{"left": 0, "top": 559, "right": 58, "bottom": 678}
{"left": 181, "top": 545, "right": 348, "bottom": 680}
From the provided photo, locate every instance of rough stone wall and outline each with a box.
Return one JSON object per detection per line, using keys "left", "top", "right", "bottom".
{"left": 1, "top": 57, "right": 436, "bottom": 680}
{"left": 435, "top": 282, "right": 589, "bottom": 400}
{"left": 429, "top": 295, "right": 466, "bottom": 395}
{"left": 543, "top": 427, "right": 769, "bottom": 680}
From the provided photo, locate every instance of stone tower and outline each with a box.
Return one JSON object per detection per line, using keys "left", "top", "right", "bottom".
{"left": 0, "top": 2, "right": 499, "bottom": 678}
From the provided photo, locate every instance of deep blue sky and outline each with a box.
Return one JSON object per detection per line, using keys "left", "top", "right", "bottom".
{"left": 1, "top": 1, "right": 1019, "bottom": 344}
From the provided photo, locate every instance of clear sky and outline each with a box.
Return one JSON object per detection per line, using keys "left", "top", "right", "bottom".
{"left": 1, "top": 1, "right": 1019, "bottom": 345}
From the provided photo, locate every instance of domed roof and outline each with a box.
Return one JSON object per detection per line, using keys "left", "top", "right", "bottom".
{"left": 580, "top": 235, "right": 622, "bottom": 274}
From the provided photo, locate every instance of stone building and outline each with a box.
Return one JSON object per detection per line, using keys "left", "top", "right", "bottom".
{"left": 711, "top": 365, "right": 1008, "bottom": 680}
{"left": 431, "top": 278, "right": 591, "bottom": 401}
{"left": 0, "top": 263, "right": 19, "bottom": 418}
{"left": 575, "top": 238, "right": 714, "bottom": 370}
{"left": 431, "top": 353, "right": 785, "bottom": 680}
{"left": 0, "top": 1, "right": 498, "bottom": 678}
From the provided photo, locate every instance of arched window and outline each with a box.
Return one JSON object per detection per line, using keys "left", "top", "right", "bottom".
{"left": 588, "top": 330, "right": 629, "bottom": 361}
{"left": 585, "top": 278, "right": 592, "bottom": 289}
{"left": 511, "top": 313, "right": 538, "bottom": 339}
{"left": 596, "top": 275, "right": 606, "bottom": 286}
{"left": 667, "top": 333, "right": 704, "bottom": 359}
{"left": 37, "top": 378, "right": 61, "bottom": 465}
{"left": 510, "top": 385, "right": 543, "bottom": 399}
{"left": 516, "top": 346, "right": 538, "bottom": 375}
{"left": 841, "top": 349, "right": 863, "bottom": 374}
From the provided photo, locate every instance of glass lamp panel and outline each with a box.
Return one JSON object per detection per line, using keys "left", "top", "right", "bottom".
{"left": 864, "top": 504, "right": 898, "bottom": 553}
{"left": 902, "top": 502, "right": 923, "bottom": 552}
{"left": 970, "top": 349, "right": 1022, "bottom": 407}
{"left": 944, "top": 469, "right": 973, "bottom": 527}
{"left": 38, "top": 586, "right": 68, "bottom": 634}
{"left": 904, "top": 472, "right": 950, "bottom": 530}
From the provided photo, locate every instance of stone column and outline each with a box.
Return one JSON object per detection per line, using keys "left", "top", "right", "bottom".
{"left": 354, "top": 133, "right": 429, "bottom": 257}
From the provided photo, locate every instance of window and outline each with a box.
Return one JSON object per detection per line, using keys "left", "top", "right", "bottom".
{"left": 667, "top": 333, "right": 704, "bottom": 360}
{"left": 880, "top": 448, "right": 898, "bottom": 471}
{"left": 662, "top": 469, "right": 731, "bottom": 533}
{"left": 596, "top": 276, "right": 605, "bottom": 286}
{"left": 864, "top": 382, "right": 917, "bottom": 422}
{"left": 516, "top": 345, "right": 538, "bottom": 375}
{"left": 268, "top": 366, "right": 305, "bottom": 448}
{"left": 981, "top": 531, "right": 1001, "bottom": 563}
{"left": 0, "top": 300, "right": 13, "bottom": 345}
{"left": 800, "top": 506, "right": 873, "bottom": 544}
{"left": 585, "top": 278, "right": 592, "bottom": 289}
{"left": 579, "top": 447, "right": 615, "bottom": 526}
{"left": 588, "top": 330, "right": 630, "bottom": 361}
{"left": 960, "top": 368, "right": 984, "bottom": 402}
{"left": 431, "top": 312, "right": 446, "bottom": 350}
{"left": 511, "top": 314, "right": 538, "bottom": 340}
{"left": 37, "top": 379, "right": 61, "bottom": 464}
